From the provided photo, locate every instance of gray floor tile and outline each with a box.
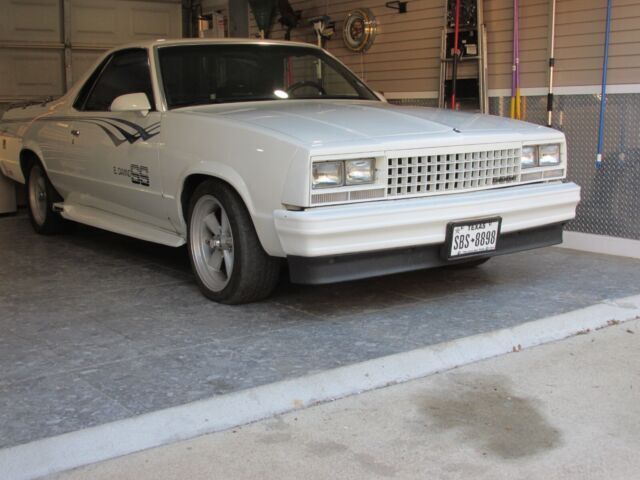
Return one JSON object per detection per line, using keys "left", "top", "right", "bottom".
{"left": 0, "top": 373, "right": 132, "bottom": 449}
{"left": 0, "top": 332, "right": 61, "bottom": 387}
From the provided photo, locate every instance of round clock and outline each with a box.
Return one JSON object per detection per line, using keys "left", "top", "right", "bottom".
{"left": 343, "top": 8, "right": 377, "bottom": 52}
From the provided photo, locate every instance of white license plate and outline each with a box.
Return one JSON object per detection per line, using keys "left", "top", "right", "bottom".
{"left": 448, "top": 219, "right": 501, "bottom": 258}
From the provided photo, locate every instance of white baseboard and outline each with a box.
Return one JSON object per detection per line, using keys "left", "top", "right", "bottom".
{"left": 558, "top": 231, "right": 640, "bottom": 259}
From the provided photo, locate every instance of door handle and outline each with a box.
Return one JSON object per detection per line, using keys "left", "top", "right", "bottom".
{"left": 71, "top": 129, "right": 80, "bottom": 137}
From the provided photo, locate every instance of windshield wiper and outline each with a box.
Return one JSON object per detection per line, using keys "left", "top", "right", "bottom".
{"left": 210, "top": 97, "right": 276, "bottom": 104}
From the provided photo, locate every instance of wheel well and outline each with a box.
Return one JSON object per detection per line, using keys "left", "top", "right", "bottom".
{"left": 181, "top": 174, "right": 243, "bottom": 221}
{"left": 20, "top": 149, "right": 40, "bottom": 178}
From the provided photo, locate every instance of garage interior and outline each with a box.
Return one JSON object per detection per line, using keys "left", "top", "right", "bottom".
{"left": 1, "top": 0, "right": 639, "bottom": 478}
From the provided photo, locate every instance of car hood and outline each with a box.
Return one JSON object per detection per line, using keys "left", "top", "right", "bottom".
{"left": 180, "top": 100, "right": 558, "bottom": 148}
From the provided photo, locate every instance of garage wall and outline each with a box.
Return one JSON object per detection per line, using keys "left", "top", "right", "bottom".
{"left": 485, "top": 0, "right": 549, "bottom": 91}
{"left": 0, "top": 0, "right": 182, "bottom": 111}
{"left": 488, "top": 0, "right": 640, "bottom": 92}
{"left": 251, "top": 0, "right": 640, "bottom": 94}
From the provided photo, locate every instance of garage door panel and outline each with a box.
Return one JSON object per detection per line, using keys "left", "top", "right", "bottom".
{"left": 131, "top": 8, "right": 172, "bottom": 38}
{"left": 71, "top": 3, "right": 119, "bottom": 45}
{"left": 70, "top": 0, "right": 180, "bottom": 46}
{"left": 127, "top": 1, "right": 181, "bottom": 40}
{"left": 0, "top": 49, "right": 64, "bottom": 97}
{"left": 0, "top": 0, "right": 62, "bottom": 43}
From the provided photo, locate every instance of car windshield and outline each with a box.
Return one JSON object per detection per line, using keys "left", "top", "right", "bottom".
{"left": 157, "top": 44, "right": 378, "bottom": 108}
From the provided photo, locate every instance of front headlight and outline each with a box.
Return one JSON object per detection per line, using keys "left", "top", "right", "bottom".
{"left": 312, "top": 161, "right": 343, "bottom": 189}
{"left": 521, "top": 146, "right": 538, "bottom": 168}
{"left": 345, "top": 158, "right": 375, "bottom": 185}
{"left": 312, "top": 159, "right": 376, "bottom": 189}
{"left": 539, "top": 144, "right": 561, "bottom": 166}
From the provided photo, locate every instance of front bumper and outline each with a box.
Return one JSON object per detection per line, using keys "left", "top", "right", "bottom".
{"left": 288, "top": 222, "right": 564, "bottom": 284}
{"left": 273, "top": 181, "right": 581, "bottom": 258}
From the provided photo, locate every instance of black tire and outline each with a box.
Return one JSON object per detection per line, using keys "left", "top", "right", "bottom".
{"left": 26, "top": 163, "right": 68, "bottom": 235}
{"left": 187, "top": 179, "right": 281, "bottom": 304}
{"left": 447, "top": 257, "right": 490, "bottom": 269}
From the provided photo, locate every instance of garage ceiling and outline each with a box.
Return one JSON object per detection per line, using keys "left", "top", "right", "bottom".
{"left": 0, "top": 0, "right": 182, "bottom": 106}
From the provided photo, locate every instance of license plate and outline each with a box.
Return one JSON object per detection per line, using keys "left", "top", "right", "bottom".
{"left": 446, "top": 218, "right": 501, "bottom": 259}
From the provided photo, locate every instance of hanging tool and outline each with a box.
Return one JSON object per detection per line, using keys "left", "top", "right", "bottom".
{"left": 309, "top": 15, "right": 335, "bottom": 48}
{"left": 510, "top": 0, "right": 521, "bottom": 119}
{"left": 278, "top": 0, "right": 300, "bottom": 40}
{"left": 248, "top": 0, "right": 276, "bottom": 39}
{"left": 450, "top": 0, "right": 461, "bottom": 110}
{"left": 510, "top": 0, "right": 516, "bottom": 118}
{"left": 515, "top": 0, "right": 521, "bottom": 119}
{"left": 546, "top": 0, "right": 557, "bottom": 127}
{"left": 596, "top": 0, "right": 613, "bottom": 169}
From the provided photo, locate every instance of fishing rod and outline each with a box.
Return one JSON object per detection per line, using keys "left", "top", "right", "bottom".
{"left": 596, "top": 0, "right": 613, "bottom": 169}
{"left": 450, "top": 0, "right": 461, "bottom": 110}
{"left": 547, "top": 0, "right": 557, "bottom": 127}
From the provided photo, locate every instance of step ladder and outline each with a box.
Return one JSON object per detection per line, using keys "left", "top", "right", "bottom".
{"left": 438, "top": 0, "right": 488, "bottom": 113}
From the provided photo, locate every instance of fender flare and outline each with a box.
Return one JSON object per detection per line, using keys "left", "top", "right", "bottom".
{"left": 19, "top": 140, "right": 48, "bottom": 178}
{"left": 176, "top": 161, "right": 256, "bottom": 227}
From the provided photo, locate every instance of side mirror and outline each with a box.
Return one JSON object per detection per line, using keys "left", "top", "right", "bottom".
{"left": 110, "top": 93, "right": 151, "bottom": 116}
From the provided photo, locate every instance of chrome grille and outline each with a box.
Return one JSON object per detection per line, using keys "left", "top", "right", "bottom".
{"left": 312, "top": 191, "right": 348, "bottom": 204}
{"left": 386, "top": 148, "right": 521, "bottom": 197}
{"left": 312, "top": 188, "right": 385, "bottom": 205}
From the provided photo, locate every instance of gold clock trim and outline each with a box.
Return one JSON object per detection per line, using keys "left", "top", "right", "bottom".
{"left": 343, "top": 8, "right": 377, "bottom": 52}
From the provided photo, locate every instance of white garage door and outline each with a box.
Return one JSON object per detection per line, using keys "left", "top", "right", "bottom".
{"left": 0, "top": 0, "right": 181, "bottom": 111}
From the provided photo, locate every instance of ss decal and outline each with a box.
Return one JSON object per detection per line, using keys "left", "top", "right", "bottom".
{"left": 130, "top": 164, "right": 150, "bottom": 186}
{"left": 113, "top": 164, "right": 150, "bottom": 187}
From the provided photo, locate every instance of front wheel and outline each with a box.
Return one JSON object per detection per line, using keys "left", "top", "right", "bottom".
{"left": 27, "top": 163, "right": 67, "bottom": 234}
{"left": 187, "top": 180, "right": 281, "bottom": 304}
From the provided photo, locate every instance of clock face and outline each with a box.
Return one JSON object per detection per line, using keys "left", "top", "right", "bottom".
{"left": 350, "top": 18, "right": 365, "bottom": 41}
{"left": 343, "top": 9, "right": 377, "bottom": 52}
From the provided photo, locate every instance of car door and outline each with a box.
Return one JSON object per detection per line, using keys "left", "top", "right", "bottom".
{"left": 65, "top": 48, "right": 169, "bottom": 230}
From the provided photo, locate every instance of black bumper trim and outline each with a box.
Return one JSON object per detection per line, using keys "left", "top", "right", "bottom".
{"left": 287, "top": 223, "right": 564, "bottom": 285}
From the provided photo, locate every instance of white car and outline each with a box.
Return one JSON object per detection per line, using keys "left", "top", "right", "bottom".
{"left": 0, "top": 39, "right": 580, "bottom": 304}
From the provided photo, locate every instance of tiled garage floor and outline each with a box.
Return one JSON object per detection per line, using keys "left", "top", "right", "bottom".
{"left": 2, "top": 213, "right": 639, "bottom": 449}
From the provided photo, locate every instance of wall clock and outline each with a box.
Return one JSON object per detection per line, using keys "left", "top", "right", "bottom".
{"left": 343, "top": 8, "right": 377, "bottom": 52}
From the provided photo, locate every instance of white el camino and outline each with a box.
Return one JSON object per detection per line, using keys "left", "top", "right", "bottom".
{"left": 0, "top": 39, "right": 580, "bottom": 304}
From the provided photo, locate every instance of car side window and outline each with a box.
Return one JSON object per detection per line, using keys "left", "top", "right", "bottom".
{"left": 73, "top": 56, "right": 112, "bottom": 110}
{"left": 82, "top": 49, "right": 155, "bottom": 112}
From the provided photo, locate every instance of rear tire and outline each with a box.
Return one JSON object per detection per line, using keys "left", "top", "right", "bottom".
{"left": 27, "top": 163, "right": 68, "bottom": 235}
{"left": 187, "top": 180, "right": 281, "bottom": 304}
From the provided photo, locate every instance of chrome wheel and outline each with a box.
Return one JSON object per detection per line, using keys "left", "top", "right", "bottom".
{"left": 190, "top": 194, "right": 235, "bottom": 292}
{"left": 28, "top": 166, "right": 48, "bottom": 227}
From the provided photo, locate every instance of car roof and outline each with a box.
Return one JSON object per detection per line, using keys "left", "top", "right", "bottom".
{"left": 111, "top": 38, "right": 321, "bottom": 51}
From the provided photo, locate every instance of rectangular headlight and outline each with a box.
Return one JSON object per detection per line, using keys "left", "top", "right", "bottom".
{"left": 521, "top": 146, "right": 538, "bottom": 168}
{"left": 539, "top": 144, "right": 561, "bottom": 166}
{"left": 312, "top": 161, "right": 343, "bottom": 189}
{"left": 345, "top": 158, "right": 375, "bottom": 185}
